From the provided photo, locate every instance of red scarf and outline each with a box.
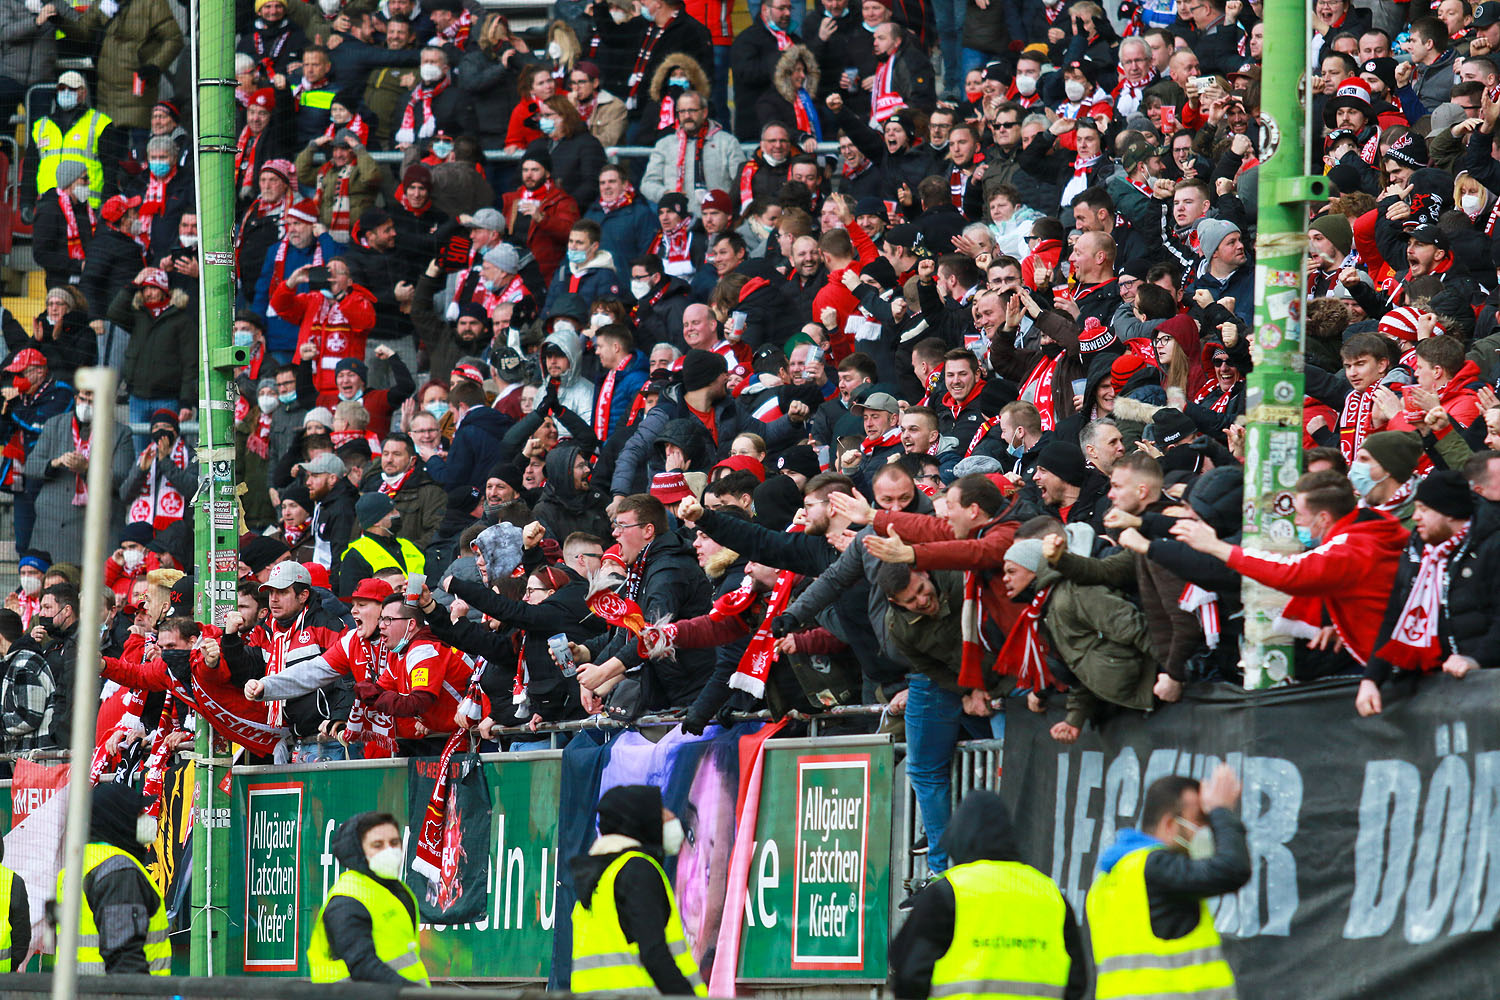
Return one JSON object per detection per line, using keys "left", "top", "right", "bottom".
{"left": 142, "top": 167, "right": 171, "bottom": 219}
{"left": 410, "top": 730, "right": 470, "bottom": 881}
{"left": 730, "top": 525, "right": 804, "bottom": 697}
{"left": 674, "top": 126, "right": 714, "bottom": 191}
{"left": 1376, "top": 526, "right": 1468, "bottom": 672}
{"left": 70, "top": 415, "right": 91, "bottom": 506}
{"left": 262, "top": 608, "right": 308, "bottom": 728}
{"left": 247, "top": 411, "right": 274, "bottom": 459}
{"left": 235, "top": 125, "right": 264, "bottom": 193}
{"left": 1003, "top": 82, "right": 1042, "bottom": 108}
{"left": 378, "top": 465, "right": 414, "bottom": 497}
{"left": 626, "top": 13, "right": 677, "bottom": 108}
{"left": 127, "top": 436, "right": 190, "bottom": 530}
{"left": 594, "top": 355, "right": 632, "bottom": 439}
{"left": 397, "top": 76, "right": 450, "bottom": 144}
{"left": 996, "top": 585, "right": 1055, "bottom": 693}
{"left": 320, "top": 161, "right": 353, "bottom": 237}
{"left": 342, "top": 633, "right": 395, "bottom": 757}
{"left": 59, "top": 190, "right": 94, "bottom": 261}
{"left": 1179, "top": 583, "right": 1220, "bottom": 650}
{"left": 943, "top": 379, "right": 985, "bottom": 421}
{"left": 434, "top": 8, "right": 474, "bottom": 48}
{"left": 480, "top": 274, "right": 528, "bottom": 318}
{"left": 872, "top": 54, "right": 902, "bottom": 122}
{"left": 658, "top": 93, "right": 679, "bottom": 130}
{"left": 860, "top": 424, "right": 901, "bottom": 455}
{"left": 321, "top": 113, "right": 369, "bottom": 145}
{"left": 967, "top": 412, "right": 1003, "bottom": 456}
{"left": 949, "top": 165, "right": 970, "bottom": 208}
{"left": 652, "top": 222, "right": 694, "bottom": 270}
{"left": 1338, "top": 384, "right": 1379, "bottom": 462}
{"left": 739, "top": 159, "right": 762, "bottom": 205}
{"left": 271, "top": 237, "right": 323, "bottom": 294}
{"left": 765, "top": 17, "right": 792, "bottom": 49}
{"left": 1017, "top": 357, "right": 1058, "bottom": 431}
{"left": 598, "top": 181, "right": 638, "bottom": 213}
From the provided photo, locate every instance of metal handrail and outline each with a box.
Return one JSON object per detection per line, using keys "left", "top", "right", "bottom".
{"left": 366, "top": 141, "right": 840, "bottom": 165}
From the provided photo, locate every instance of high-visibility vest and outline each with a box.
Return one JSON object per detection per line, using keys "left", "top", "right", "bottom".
{"left": 32, "top": 109, "right": 111, "bottom": 208}
{"left": 298, "top": 85, "right": 337, "bottom": 112}
{"left": 571, "top": 851, "right": 707, "bottom": 996}
{"left": 343, "top": 533, "right": 425, "bottom": 577}
{"left": 306, "top": 869, "right": 428, "bottom": 984}
{"left": 1085, "top": 846, "right": 1236, "bottom": 1000}
{"left": 0, "top": 863, "right": 15, "bottom": 972}
{"left": 57, "top": 843, "right": 171, "bottom": 975}
{"left": 928, "top": 860, "right": 1073, "bottom": 1000}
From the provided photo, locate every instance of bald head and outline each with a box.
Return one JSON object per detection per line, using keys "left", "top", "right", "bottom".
{"left": 1069, "top": 230, "right": 1116, "bottom": 282}
{"left": 682, "top": 303, "right": 717, "bottom": 350}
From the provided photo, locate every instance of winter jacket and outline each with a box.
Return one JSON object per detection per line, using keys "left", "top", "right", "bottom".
{"left": 1095, "top": 809, "right": 1251, "bottom": 941}
{"left": 309, "top": 477, "right": 359, "bottom": 591}
{"left": 109, "top": 287, "right": 197, "bottom": 407}
{"left": 80, "top": 225, "right": 145, "bottom": 323}
{"left": 632, "top": 275, "right": 694, "bottom": 350}
{"left": 540, "top": 327, "right": 597, "bottom": 425}
{"left": 592, "top": 348, "right": 649, "bottom": 439}
{"left": 295, "top": 144, "right": 385, "bottom": 235}
{"left": 0, "top": 0, "right": 75, "bottom": 87}
{"left": 1412, "top": 49, "right": 1457, "bottom": 113}
{"left": 456, "top": 45, "right": 522, "bottom": 148}
{"left": 1386, "top": 362, "right": 1484, "bottom": 433}
{"left": 527, "top": 132, "right": 608, "bottom": 212}
{"left": 25, "top": 411, "right": 132, "bottom": 565}
{"left": 251, "top": 233, "right": 345, "bottom": 356}
{"left": 76, "top": 0, "right": 184, "bottom": 129}
{"left": 359, "top": 462, "right": 447, "bottom": 547}
{"left": 32, "top": 189, "right": 94, "bottom": 289}
{"left": 543, "top": 249, "right": 624, "bottom": 317}
{"left": 438, "top": 403, "right": 514, "bottom": 491}
{"left": 886, "top": 569, "right": 971, "bottom": 693}
{"left": 271, "top": 281, "right": 378, "bottom": 394}
{"left": 640, "top": 122, "right": 748, "bottom": 216}
{"left": 533, "top": 442, "right": 613, "bottom": 542}
{"left": 343, "top": 242, "right": 414, "bottom": 345}
{"left": 321, "top": 815, "right": 419, "bottom": 984}
{"left": 502, "top": 182, "right": 580, "bottom": 283}
{"left": 1227, "top": 506, "right": 1409, "bottom": 665}
{"left": 586, "top": 197, "right": 659, "bottom": 281}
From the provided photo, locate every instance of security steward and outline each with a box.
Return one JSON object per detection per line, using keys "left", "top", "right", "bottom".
{"left": 307, "top": 811, "right": 429, "bottom": 985}
{"left": 0, "top": 826, "right": 30, "bottom": 971}
{"left": 55, "top": 782, "right": 170, "bottom": 975}
{"left": 26, "top": 71, "right": 119, "bottom": 213}
{"left": 889, "top": 791, "right": 1084, "bottom": 999}
{"left": 1086, "top": 765, "right": 1250, "bottom": 1000}
{"left": 570, "top": 785, "right": 707, "bottom": 996}
{"left": 340, "top": 492, "right": 425, "bottom": 590}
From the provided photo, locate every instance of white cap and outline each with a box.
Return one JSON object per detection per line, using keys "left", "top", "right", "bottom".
{"left": 259, "top": 561, "right": 312, "bottom": 591}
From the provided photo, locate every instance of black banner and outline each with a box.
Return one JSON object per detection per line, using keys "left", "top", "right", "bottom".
{"left": 406, "top": 751, "right": 492, "bottom": 925}
{"left": 1000, "top": 674, "right": 1500, "bottom": 1000}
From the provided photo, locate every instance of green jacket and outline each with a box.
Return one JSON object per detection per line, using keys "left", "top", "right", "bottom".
{"left": 74, "top": 0, "right": 184, "bottom": 130}
{"left": 109, "top": 287, "right": 198, "bottom": 407}
{"left": 884, "top": 570, "right": 969, "bottom": 694}
{"left": 1032, "top": 563, "right": 1155, "bottom": 729}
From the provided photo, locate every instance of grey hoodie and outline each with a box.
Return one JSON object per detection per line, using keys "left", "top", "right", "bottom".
{"left": 541, "top": 326, "right": 596, "bottom": 432}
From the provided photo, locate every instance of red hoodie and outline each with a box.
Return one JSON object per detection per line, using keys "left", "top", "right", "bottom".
{"left": 1385, "top": 360, "right": 1484, "bottom": 433}
{"left": 1227, "top": 507, "right": 1409, "bottom": 664}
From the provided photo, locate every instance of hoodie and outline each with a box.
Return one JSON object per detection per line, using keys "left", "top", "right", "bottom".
{"left": 542, "top": 327, "right": 598, "bottom": 429}
{"left": 889, "top": 792, "right": 1086, "bottom": 1000}
{"left": 321, "top": 812, "right": 418, "bottom": 984}
{"left": 533, "top": 442, "right": 613, "bottom": 542}
{"left": 79, "top": 783, "right": 161, "bottom": 975}
{"left": 543, "top": 249, "right": 624, "bottom": 317}
{"left": 569, "top": 785, "right": 695, "bottom": 995}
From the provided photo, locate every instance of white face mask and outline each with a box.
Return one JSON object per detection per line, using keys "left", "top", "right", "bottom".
{"left": 259, "top": 393, "right": 280, "bottom": 413}
{"left": 136, "top": 813, "right": 160, "bottom": 846}
{"left": 609, "top": 6, "right": 629, "bottom": 22}
{"left": 368, "top": 845, "right": 404, "bottom": 879}
{"left": 122, "top": 548, "right": 143, "bottom": 572}
{"left": 319, "top": 0, "right": 339, "bottom": 12}
{"left": 591, "top": 312, "right": 613, "bottom": 329}
{"left": 553, "top": 321, "right": 577, "bottom": 337}
{"left": 1015, "top": 73, "right": 1038, "bottom": 96}
{"left": 75, "top": 401, "right": 93, "bottom": 423}
{"left": 630, "top": 279, "right": 652, "bottom": 299}
{"left": 661, "top": 817, "right": 685, "bottom": 855}
{"left": 179, "top": 233, "right": 199, "bottom": 248}
{"left": 419, "top": 62, "right": 444, "bottom": 84}
{"left": 18, "top": 575, "right": 40, "bottom": 596}
{"left": 1064, "top": 79, "right": 1087, "bottom": 102}
{"left": 548, "top": 40, "right": 563, "bottom": 59}
{"left": 1174, "top": 817, "right": 1215, "bottom": 860}
{"left": 1463, "top": 193, "right": 1483, "bottom": 214}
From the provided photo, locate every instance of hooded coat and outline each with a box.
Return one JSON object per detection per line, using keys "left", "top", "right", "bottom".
{"left": 541, "top": 327, "right": 598, "bottom": 425}
{"left": 890, "top": 792, "right": 1085, "bottom": 1000}
{"left": 79, "top": 782, "right": 161, "bottom": 975}
{"left": 754, "top": 44, "right": 823, "bottom": 142}
{"left": 533, "top": 442, "right": 613, "bottom": 542}
{"left": 321, "top": 813, "right": 419, "bottom": 984}
{"left": 569, "top": 785, "right": 696, "bottom": 995}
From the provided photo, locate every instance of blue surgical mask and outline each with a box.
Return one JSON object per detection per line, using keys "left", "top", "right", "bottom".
{"left": 431, "top": 140, "right": 453, "bottom": 158}
{"left": 279, "top": 391, "right": 298, "bottom": 405}
{"left": 149, "top": 160, "right": 171, "bottom": 178}
{"left": 1295, "top": 525, "right": 1315, "bottom": 549}
{"left": 233, "top": 327, "right": 254, "bottom": 347}
{"left": 57, "top": 90, "right": 78, "bottom": 110}
{"left": 1347, "top": 460, "right": 1385, "bottom": 498}
{"left": 566, "top": 248, "right": 587, "bottom": 266}
{"left": 425, "top": 401, "right": 449, "bottom": 419}
{"left": 538, "top": 116, "right": 557, "bottom": 135}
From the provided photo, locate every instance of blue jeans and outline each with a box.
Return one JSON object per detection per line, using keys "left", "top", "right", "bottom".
{"left": 128, "top": 395, "right": 178, "bottom": 454}
{"left": 933, "top": 0, "right": 966, "bottom": 96}
{"left": 906, "top": 673, "right": 988, "bottom": 873}
{"left": 712, "top": 43, "right": 732, "bottom": 126}
{"left": 294, "top": 739, "right": 348, "bottom": 763}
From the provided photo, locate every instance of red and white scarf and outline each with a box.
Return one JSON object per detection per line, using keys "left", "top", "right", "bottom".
{"left": 860, "top": 424, "right": 901, "bottom": 456}
{"left": 594, "top": 355, "right": 632, "bottom": 439}
{"left": 1018, "top": 357, "right": 1058, "bottom": 431}
{"left": 411, "top": 730, "right": 470, "bottom": 881}
{"left": 127, "top": 436, "right": 190, "bottom": 530}
{"left": 247, "top": 410, "right": 274, "bottom": 459}
{"left": 765, "top": 16, "right": 792, "bottom": 50}
{"left": 434, "top": 8, "right": 474, "bottom": 48}
{"left": 949, "top": 165, "right": 969, "bottom": 208}
{"left": 1338, "top": 384, "right": 1379, "bottom": 462}
{"left": 262, "top": 608, "right": 309, "bottom": 728}
{"left": 673, "top": 126, "right": 713, "bottom": 191}
{"left": 271, "top": 236, "right": 324, "bottom": 295}
{"left": 480, "top": 273, "right": 528, "bottom": 319}
{"left": 379, "top": 465, "right": 415, "bottom": 497}
{"left": 995, "top": 585, "right": 1055, "bottom": 693}
{"left": 235, "top": 125, "right": 265, "bottom": 195}
{"left": 626, "top": 13, "right": 677, "bottom": 109}
{"left": 1376, "top": 526, "right": 1467, "bottom": 672}
{"left": 60, "top": 190, "right": 94, "bottom": 261}
{"left": 652, "top": 223, "right": 694, "bottom": 273}
{"left": 396, "top": 76, "right": 450, "bottom": 145}
{"left": 729, "top": 525, "right": 804, "bottom": 697}
{"left": 142, "top": 167, "right": 172, "bottom": 220}
{"left": 343, "top": 635, "right": 395, "bottom": 757}
{"left": 872, "top": 55, "right": 903, "bottom": 123}
{"left": 598, "top": 181, "right": 638, "bottom": 214}
{"left": 319, "top": 161, "right": 354, "bottom": 239}
{"left": 1179, "top": 583, "right": 1220, "bottom": 649}
{"left": 70, "top": 415, "right": 91, "bottom": 506}
{"left": 1060, "top": 153, "right": 1101, "bottom": 209}
{"left": 321, "top": 113, "right": 369, "bottom": 146}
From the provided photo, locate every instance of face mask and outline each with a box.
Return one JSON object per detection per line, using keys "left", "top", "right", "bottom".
{"left": 863, "top": 19, "right": 876, "bottom": 30}
{"left": 591, "top": 312, "right": 613, "bottom": 329}
{"left": 1015, "top": 73, "right": 1038, "bottom": 96}
{"left": 1295, "top": 524, "right": 1315, "bottom": 549}
{"left": 75, "top": 401, "right": 93, "bottom": 423}
{"left": 609, "top": 6, "right": 629, "bottom": 22}
{"left": 319, "top": 0, "right": 340, "bottom": 13}
{"left": 1173, "top": 817, "right": 1215, "bottom": 859}
{"left": 122, "top": 548, "right": 143, "bottom": 571}
{"left": 548, "top": 40, "right": 563, "bottom": 59}
{"left": 71, "top": 184, "right": 90, "bottom": 203}
{"left": 259, "top": 393, "right": 280, "bottom": 413}
{"left": 419, "top": 62, "right": 444, "bottom": 84}
{"left": 136, "top": 813, "right": 160, "bottom": 846}
{"left": 338, "top": 388, "right": 362, "bottom": 402}
{"left": 233, "top": 327, "right": 254, "bottom": 348}
{"left": 661, "top": 817, "right": 685, "bottom": 855}
{"left": 391, "top": 630, "right": 412, "bottom": 655}
{"left": 1064, "top": 79, "right": 1087, "bottom": 102}
{"left": 566, "top": 247, "right": 587, "bottom": 265}
{"left": 553, "top": 321, "right": 577, "bottom": 337}
{"left": 387, "top": 513, "right": 403, "bottom": 534}
{"left": 35, "top": 615, "right": 55, "bottom": 634}
{"left": 19, "top": 575, "right": 40, "bottom": 596}
{"left": 668, "top": 75, "right": 690, "bottom": 90}
{"left": 425, "top": 400, "right": 449, "bottom": 419}
{"left": 1463, "top": 193, "right": 1483, "bottom": 214}
{"left": 1347, "top": 460, "right": 1386, "bottom": 498}
{"left": 179, "top": 233, "right": 198, "bottom": 248}
{"left": 631, "top": 279, "right": 652, "bottom": 299}
{"left": 57, "top": 90, "right": 78, "bottom": 110}
{"left": 278, "top": 390, "right": 297, "bottom": 405}
{"left": 368, "top": 845, "right": 404, "bottom": 879}
{"left": 149, "top": 160, "right": 171, "bottom": 178}
{"left": 431, "top": 140, "right": 453, "bottom": 158}
{"left": 539, "top": 116, "right": 557, "bottom": 135}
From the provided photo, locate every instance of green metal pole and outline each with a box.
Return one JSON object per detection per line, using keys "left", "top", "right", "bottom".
{"left": 190, "top": 0, "right": 244, "bottom": 974}
{"left": 1238, "top": 0, "right": 1330, "bottom": 688}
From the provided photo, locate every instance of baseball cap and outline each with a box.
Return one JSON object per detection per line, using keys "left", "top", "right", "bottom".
{"left": 470, "top": 207, "right": 505, "bottom": 232}
{"left": 259, "top": 561, "right": 312, "bottom": 591}
{"left": 58, "top": 71, "right": 86, "bottom": 90}
{"left": 100, "top": 194, "right": 142, "bottom": 223}
{"left": 1407, "top": 223, "right": 1449, "bottom": 250}
{"left": 701, "top": 189, "right": 733, "bottom": 215}
{"left": 853, "top": 391, "right": 899, "bottom": 414}
{"left": 1477, "top": 1, "right": 1500, "bottom": 27}
{"left": 5, "top": 347, "right": 46, "bottom": 372}
{"left": 302, "top": 452, "right": 346, "bottom": 476}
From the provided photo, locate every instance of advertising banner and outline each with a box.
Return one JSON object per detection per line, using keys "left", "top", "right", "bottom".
{"left": 1000, "top": 675, "right": 1500, "bottom": 1000}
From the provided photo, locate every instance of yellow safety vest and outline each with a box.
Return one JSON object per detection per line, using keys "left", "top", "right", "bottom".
{"left": 57, "top": 843, "right": 171, "bottom": 975}
{"left": 298, "top": 85, "right": 336, "bottom": 112}
{"left": 571, "top": 850, "right": 707, "bottom": 996}
{"left": 32, "top": 109, "right": 111, "bottom": 208}
{"left": 343, "top": 533, "right": 425, "bottom": 577}
{"left": 929, "top": 860, "right": 1073, "bottom": 1000}
{"left": 306, "top": 869, "right": 429, "bottom": 984}
{"left": 1085, "top": 846, "right": 1236, "bottom": 1000}
{"left": 0, "top": 864, "right": 15, "bottom": 972}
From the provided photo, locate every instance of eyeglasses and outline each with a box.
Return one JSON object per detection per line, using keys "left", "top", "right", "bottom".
{"left": 994, "top": 120, "right": 1018, "bottom": 128}
{"left": 524, "top": 586, "right": 553, "bottom": 596}
{"left": 377, "top": 616, "right": 405, "bottom": 625}
{"left": 804, "top": 498, "right": 830, "bottom": 509}
{"left": 570, "top": 77, "right": 591, "bottom": 86}
{"left": 1213, "top": 357, "right": 1234, "bottom": 368}
{"left": 916, "top": 473, "right": 942, "bottom": 484}
{"left": 612, "top": 519, "right": 643, "bottom": 530}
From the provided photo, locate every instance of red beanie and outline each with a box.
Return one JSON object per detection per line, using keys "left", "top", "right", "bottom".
{"left": 1111, "top": 353, "right": 1151, "bottom": 392}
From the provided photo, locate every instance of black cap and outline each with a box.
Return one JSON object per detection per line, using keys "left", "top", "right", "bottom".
{"left": 1407, "top": 223, "right": 1449, "bottom": 250}
{"left": 658, "top": 192, "right": 690, "bottom": 216}
{"left": 854, "top": 197, "right": 889, "bottom": 222}
{"left": 884, "top": 223, "right": 920, "bottom": 251}
{"left": 1152, "top": 407, "right": 1197, "bottom": 447}
{"left": 1415, "top": 469, "right": 1475, "bottom": 519}
{"left": 1360, "top": 57, "right": 1397, "bottom": 91}
{"left": 1476, "top": 1, "right": 1500, "bottom": 27}
{"left": 240, "top": 534, "right": 289, "bottom": 574}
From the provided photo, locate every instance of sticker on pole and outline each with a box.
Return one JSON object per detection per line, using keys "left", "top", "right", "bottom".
{"left": 792, "top": 754, "right": 870, "bottom": 970}
{"left": 244, "top": 783, "right": 303, "bottom": 971}
{"left": 1258, "top": 112, "right": 1281, "bottom": 163}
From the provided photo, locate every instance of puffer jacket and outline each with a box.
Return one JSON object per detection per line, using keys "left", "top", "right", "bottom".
{"left": 543, "top": 248, "right": 624, "bottom": 317}
{"left": 109, "top": 287, "right": 197, "bottom": 407}
{"left": 76, "top": 0, "right": 184, "bottom": 129}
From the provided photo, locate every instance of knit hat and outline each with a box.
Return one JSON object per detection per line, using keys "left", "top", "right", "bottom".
{"left": 1415, "top": 469, "right": 1476, "bottom": 519}
{"left": 402, "top": 163, "right": 432, "bottom": 188}
{"left": 483, "top": 243, "right": 520, "bottom": 274}
{"left": 280, "top": 481, "right": 313, "bottom": 513}
{"left": 1195, "top": 218, "right": 1241, "bottom": 263}
{"left": 1003, "top": 538, "right": 1047, "bottom": 573}
{"left": 259, "top": 158, "right": 295, "bottom": 184}
{"left": 1309, "top": 213, "right": 1353, "bottom": 258}
{"left": 485, "top": 461, "right": 527, "bottom": 497}
{"left": 1359, "top": 57, "right": 1397, "bottom": 93}
{"left": 649, "top": 471, "right": 699, "bottom": 503}
{"left": 120, "top": 522, "right": 154, "bottom": 546}
{"left": 658, "top": 192, "right": 690, "bottom": 217}
{"left": 1151, "top": 407, "right": 1196, "bottom": 447}
{"left": 303, "top": 406, "right": 335, "bottom": 429}
{"left": 1034, "top": 441, "right": 1087, "bottom": 488}
{"left": 1323, "top": 77, "right": 1374, "bottom": 127}
{"left": 286, "top": 198, "right": 319, "bottom": 224}
{"left": 240, "top": 534, "right": 289, "bottom": 573}
{"left": 471, "top": 522, "right": 525, "bottom": 578}
{"left": 680, "top": 349, "right": 728, "bottom": 392}
{"left": 1185, "top": 466, "right": 1244, "bottom": 538}
{"left": 55, "top": 161, "right": 87, "bottom": 189}
{"left": 1077, "top": 316, "right": 1117, "bottom": 355}
{"left": 854, "top": 197, "right": 889, "bottom": 222}
{"left": 774, "top": 444, "right": 821, "bottom": 480}
{"left": 1383, "top": 131, "right": 1428, "bottom": 170}
{"left": 335, "top": 357, "right": 368, "bottom": 381}
{"left": 354, "top": 491, "right": 395, "bottom": 528}
{"left": 447, "top": 483, "right": 481, "bottom": 511}
{"left": 1360, "top": 430, "right": 1423, "bottom": 484}
{"left": 522, "top": 150, "right": 553, "bottom": 174}
{"left": 1110, "top": 353, "right": 1152, "bottom": 392}
{"left": 1378, "top": 305, "right": 1444, "bottom": 342}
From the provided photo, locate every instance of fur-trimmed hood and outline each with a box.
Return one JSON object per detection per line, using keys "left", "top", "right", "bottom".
{"left": 649, "top": 52, "right": 711, "bottom": 102}
{"left": 131, "top": 288, "right": 191, "bottom": 312}
{"left": 772, "top": 44, "right": 820, "bottom": 105}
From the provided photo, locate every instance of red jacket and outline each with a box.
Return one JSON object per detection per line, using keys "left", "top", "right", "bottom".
{"left": 104, "top": 551, "right": 162, "bottom": 600}
{"left": 369, "top": 631, "right": 470, "bottom": 738}
{"left": 809, "top": 220, "right": 880, "bottom": 360}
{"left": 1227, "top": 507, "right": 1409, "bottom": 664}
{"left": 1386, "top": 360, "right": 1484, "bottom": 433}
{"left": 270, "top": 281, "right": 377, "bottom": 394}
{"left": 502, "top": 182, "right": 580, "bottom": 283}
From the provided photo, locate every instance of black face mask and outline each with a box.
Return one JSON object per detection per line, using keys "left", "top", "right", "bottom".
{"left": 35, "top": 615, "right": 56, "bottom": 634}
{"left": 387, "top": 513, "right": 403, "bottom": 534}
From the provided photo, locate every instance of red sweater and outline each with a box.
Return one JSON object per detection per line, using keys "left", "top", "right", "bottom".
{"left": 270, "top": 281, "right": 377, "bottom": 394}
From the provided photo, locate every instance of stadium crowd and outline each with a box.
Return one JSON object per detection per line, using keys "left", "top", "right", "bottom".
{"left": 2, "top": 0, "right": 1500, "bottom": 884}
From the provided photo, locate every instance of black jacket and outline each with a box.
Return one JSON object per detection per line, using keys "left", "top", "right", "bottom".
{"left": 730, "top": 22, "right": 803, "bottom": 138}
{"left": 344, "top": 243, "right": 415, "bottom": 343}
{"left": 1138, "top": 808, "right": 1251, "bottom": 938}
{"left": 322, "top": 814, "right": 418, "bottom": 984}
{"left": 79, "top": 226, "right": 145, "bottom": 323}
{"left": 890, "top": 792, "right": 1085, "bottom": 1000}
{"left": 527, "top": 132, "right": 608, "bottom": 210}
{"left": 532, "top": 443, "right": 613, "bottom": 557}
{"left": 81, "top": 784, "right": 161, "bottom": 975}
{"left": 41, "top": 623, "right": 78, "bottom": 748}
{"left": 32, "top": 190, "right": 94, "bottom": 288}
{"left": 634, "top": 275, "right": 694, "bottom": 350}
{"left": 311, "top": 478, "right": 359, "bottom": 594}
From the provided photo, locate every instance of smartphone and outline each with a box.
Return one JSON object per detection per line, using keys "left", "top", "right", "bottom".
{"left": 306, "top": 265, "right": 329, "bottom": 292}
{"left": 1190, "top": 75, "right": 1216, "bottom": 90}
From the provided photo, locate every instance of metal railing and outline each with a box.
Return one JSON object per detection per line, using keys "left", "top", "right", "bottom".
{"left": 894, "top": 738, "right": 1004, "bottom": 896}
{"left": 367, "top": 141, "right": 840, "bottom": 165}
